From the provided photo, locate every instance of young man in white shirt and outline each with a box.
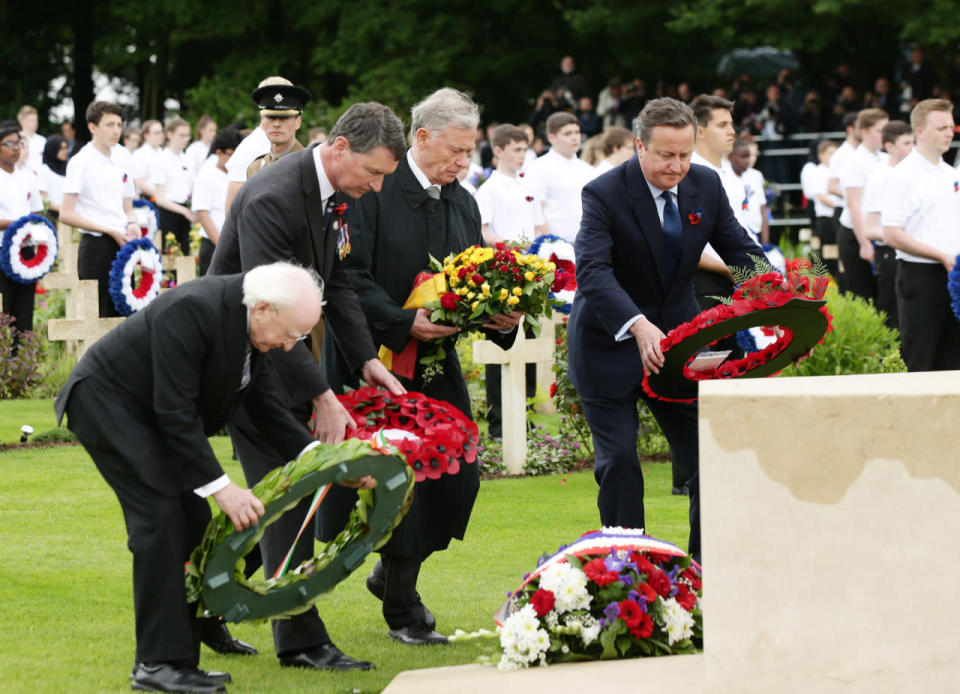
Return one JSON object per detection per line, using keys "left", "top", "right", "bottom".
{"left": 800, "top": 139, "right": 840, "bottom": 276}
{"left": 224, "top": 76, "right": 303, "bottom": 212}
{"left": 192, "top": 127, "right": 242, "bottom": 276}
{"left": 525, "top": 112, "right": 595, "bottom": 242}
{"left": 0, "top": 122, "right": 44, "bottom": 335}
{"left": 594, "top": 126, "right": 635, "bottom": 175}
{"left": 474, "top": 124, "right": 544, "bottom": 438}
{"left": 60, "top": 101, "right": 139, "bottom": 318}
{"left": 150, "top": 118, "right": 196, "bottom": 255}
{"left": 882, "top": 99, "right": 960, "bottom": 371}
{"left": 17, "top": 105, "right": 45, "bottom": 175}
{"left": 838, "top": 108, "right": 889, "bottom": 301}
{"left": 863, "top": 120, "right": 914, "bottom": 331}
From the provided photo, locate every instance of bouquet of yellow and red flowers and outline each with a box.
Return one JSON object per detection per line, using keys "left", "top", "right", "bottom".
{"left": 427, "top": 242, "right": 558, "bottom": 335}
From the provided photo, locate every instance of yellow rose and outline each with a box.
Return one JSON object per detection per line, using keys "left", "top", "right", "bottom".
{"left": 471, "top": 301, "right": 480, "bottom": 311}
{"left": 533, "top": 260, "right": 543, "bottom": 270}
{"left": 481, "top": 283, "right": 491, "bottom": 297}
{"left": 449, "top": 276, "right": 459, "bottom": 287}
{"left": 512, "top": 286, "right": 522, "bottom": 296}
{"left": 507, "top": 296, "right": 520, "bottom": 306}
{"left": 499, "top": 288, "right": 509, "bottom": 300}
{"left": 467, "top": 291, "right": 476, "bottom": 300}
{"left": 457, "top": 287, "right": 469, "bottom": 296}
{"left": 524, "top": 271, "right": 535, "bottom": 281}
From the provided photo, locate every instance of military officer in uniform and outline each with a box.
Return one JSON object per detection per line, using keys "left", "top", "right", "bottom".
{"left": 245, "top": 82, "right": 310, "bottom": 180}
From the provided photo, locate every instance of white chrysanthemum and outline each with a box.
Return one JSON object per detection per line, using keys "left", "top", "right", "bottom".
{"left": 545, "top": 611, "right": 559, "bottom": 628}
{"left": 661, "top": 597, "right": 695, "bottom": 645}
{"left": 540, "top": 563, "right": 591, "bottom": 613}
{"left": 581, "top": 623, "right": 601, "bottom": 645}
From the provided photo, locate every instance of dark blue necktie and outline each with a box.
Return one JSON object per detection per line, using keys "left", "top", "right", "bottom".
{"left": 661, "top": 191, "right": 683, "bottom": 281}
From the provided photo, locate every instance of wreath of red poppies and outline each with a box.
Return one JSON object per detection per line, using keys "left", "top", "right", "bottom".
{"left": 334, "top": 387, "right": 479, "bottom": 482}
{"left": 642, "top": 265, "right": 833, "bottom": 403}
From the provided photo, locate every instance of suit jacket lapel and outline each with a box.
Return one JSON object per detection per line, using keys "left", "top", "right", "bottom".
{"left": 221, "top": 276, "right": 249, "bottom": 394}
{"left": 676, "top": 174, "right": 701, "bottom": 272}
{"left": 302, "top": 146, "right": 329, "bottom": 273}
{"left": 626, "top": 157, "right": 668, "bottom": 294}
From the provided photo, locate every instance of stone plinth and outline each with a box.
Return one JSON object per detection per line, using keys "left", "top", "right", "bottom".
{"left": 699, "top": 372, "right": 960, "bottom": 694}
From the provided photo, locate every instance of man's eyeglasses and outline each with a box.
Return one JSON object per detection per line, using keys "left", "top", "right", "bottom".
{"left": 0, "top": 141, "right": 24, "bottom": 150}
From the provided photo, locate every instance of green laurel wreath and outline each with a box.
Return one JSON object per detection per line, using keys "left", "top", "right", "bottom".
{"left": 185, "top": 439, "right": 415, "bottom": 623}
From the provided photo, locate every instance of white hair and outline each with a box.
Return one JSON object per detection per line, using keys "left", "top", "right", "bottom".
{"left": 242, "top": 262, "right": 324, "bottom": 311}
{"left": 409, "top": 88, "right": 480, "bottom": 140}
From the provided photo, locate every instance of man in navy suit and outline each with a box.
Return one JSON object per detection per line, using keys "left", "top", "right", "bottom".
{"left": 567, "top": 98, "right": 761, "bottom": 564}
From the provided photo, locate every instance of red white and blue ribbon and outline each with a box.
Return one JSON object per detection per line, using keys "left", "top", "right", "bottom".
{"left": 0, "top": 214, "right": 58, "bottom": 284}
{"left": 109, "top": 238, "right": 162, "bottom": 316}
{"left": 528, "top": 234, "right": 576, "bottom": 313}
{"left": 132, "top": 199, "right": 159, "bottom": 240}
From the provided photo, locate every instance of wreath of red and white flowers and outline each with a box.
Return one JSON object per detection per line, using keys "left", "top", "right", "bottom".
{"left": 528, "top": 234, "right": 577, "bottom": 313}
{"left": 108, "top": 238, "right": 163, "bottom": 316}
{"left": 333, "top": 386, "right": 479, "bottom": 482}
{"left": 0, "top": 214, "right": 58, "bottom": 284}
{"left": 642, "top": 259, "right": 833, "bottom": 403}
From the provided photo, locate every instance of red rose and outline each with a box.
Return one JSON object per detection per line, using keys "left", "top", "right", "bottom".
{"left": 472, "top": 273, "right": 484, "bottom": 285}
{"left": 530, "top": 588, "right": 556, "bottom": 616}
{"left": 457, "top": 267, "right": 468, "bottom": 279}
{"left": 495, "top": 242, "right": 506, "bottom": 250}
{"left": 647, "top": 569, "right": 671, "bottom": 597}
{"left": 440, "top": 292, "right": 459, "bottom": 310}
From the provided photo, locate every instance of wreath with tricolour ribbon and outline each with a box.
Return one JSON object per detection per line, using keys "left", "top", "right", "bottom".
{"left": 0, "top": 214, "right": 58, "bottom": 284}
{"left": 108, "top": 237, "right": 162, "bottom": 316}
{"left": 529, "top": 234, "right": 577, "bottom": 313}
{"left": 132, "top": 199, "right": 159, "bottom": 240}
{"left": 186, "top": 438, "right": 415, "bottom": 623}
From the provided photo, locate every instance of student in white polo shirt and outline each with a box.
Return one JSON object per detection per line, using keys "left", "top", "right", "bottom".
{"left": 862, "top": 120, "right": 914, "bottom": 332}
{"left": 17, "top": 105, "right": 45, "bottom": 175}
{"left": 150, "top": 118, "right": 196, "bottom": 255}
{"left": 0, "top": 122, "right": 44, "bottom": 336}
{"left": 475, "top": 124, "right": 547, "bottom": 246}
{"left": 191, "top": 126, "right": 242, "bottom": 276}
{"left": 132, "top": 119, "right": 163, "bottom": 198}
{"left": 60, "top": 101, "right": 139, "bottom": 318}
{"left": 882, "top": 99, "right": 960, "bottom": 372}
{"left": 474, "top": 123, "right": 544, "bottom": 438}
{"left": 525, "top": 112, "right": 595, "bottom": 242}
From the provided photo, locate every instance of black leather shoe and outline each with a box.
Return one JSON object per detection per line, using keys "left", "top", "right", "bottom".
{"left": 388, "top": 623, "right": 448, "bottom": 645}
{"left": 130, "top": 663, "right": 226, "bottom": 692}
{"left": 671, "top": 485, "right": 689, "bottom": 496}
{"left": 198, "top": 617, "right": 257, "bottom": 656}
{"left": 365, "top": 561, "right": 437, "bottom": 629}
{"left": 278, "top": 643, "right": 375, "bottom": 671}
{"left": 197, "top": 670, "right": 231, "bottom": 685}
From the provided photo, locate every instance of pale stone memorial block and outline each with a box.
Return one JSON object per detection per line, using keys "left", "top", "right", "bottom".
{"left": 699, "top": 372, "right": 960, "bottom": 693}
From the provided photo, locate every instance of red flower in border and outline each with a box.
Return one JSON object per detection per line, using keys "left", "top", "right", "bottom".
{"left": 530, "top": 588, "right": 556, "bottom": 616}
{"left": 549, "top": 382, "right": 557, "bottom": 398}
{"left": 647, "top": 569, "right": 672, "bottom": 597}
{"left": 676, "top": 584, "right": 697, "bottom": 611}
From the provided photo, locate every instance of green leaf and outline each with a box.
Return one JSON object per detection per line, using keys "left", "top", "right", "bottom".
{"left": 428, "top": 253, "right": 443, "bottom": 272}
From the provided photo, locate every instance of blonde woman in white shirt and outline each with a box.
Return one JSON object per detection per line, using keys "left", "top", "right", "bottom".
{"left": 132, "top": 119, "right": 163, "bottom": 197}
{"left": 151, "top": 118, "right": 196, "bottom": 255}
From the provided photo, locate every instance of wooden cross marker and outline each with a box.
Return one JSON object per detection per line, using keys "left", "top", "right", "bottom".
{"left": 162, "top": 254, "right": 198, "bottom": 290}
{"left": 47, "top": 280, "right": 124, "bottom": 358}
{"left": 473, "top": 326, "right": 555, "bottom": 474}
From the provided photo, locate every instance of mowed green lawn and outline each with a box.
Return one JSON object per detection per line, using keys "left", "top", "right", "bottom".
{"left": 0, "top": 399, "right": 688, "bottom": 693}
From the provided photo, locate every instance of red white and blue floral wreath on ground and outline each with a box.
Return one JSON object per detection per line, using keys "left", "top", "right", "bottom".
{"left": 948, "top": 253, "right": 960, "bottom": 324}
{"left": 0, "top": 214, "right": 58, "bottom": 284}
{"left": 528, "top": 234, "right": 576, "bottom": 313}
{"left": 109, "top": 238, "right": 163, "bottom": 316}
{"left": 132, "top": 199, "right": 159, "bottom": 241}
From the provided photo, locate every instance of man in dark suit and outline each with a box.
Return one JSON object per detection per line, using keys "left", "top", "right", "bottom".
{"left": 568, "top": 97, "right": 761, "bottom": 565}
{"left": 319, "top": 88, "right": 522, "bottom": 646}
{"left": 208, "top": 102, "right": 409, "bottom": 670}
{"left": 54, "top": 263, "right": 325, "bottom": 693}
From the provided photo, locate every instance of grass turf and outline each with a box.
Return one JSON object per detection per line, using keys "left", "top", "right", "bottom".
{"left": 0, "top": 399, "right": 688, "bottom": 693}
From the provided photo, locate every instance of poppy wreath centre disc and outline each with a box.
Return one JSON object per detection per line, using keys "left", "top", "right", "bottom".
{"left": 186, "top": 439, "right": 414, "bottom": 623}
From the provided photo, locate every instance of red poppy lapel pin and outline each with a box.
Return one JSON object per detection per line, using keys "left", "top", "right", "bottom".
{"left": 688, "top": 208, "right": 703, "bottom": 225}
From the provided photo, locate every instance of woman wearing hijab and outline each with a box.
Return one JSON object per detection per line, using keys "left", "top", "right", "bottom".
{"left": 38, "top": 135, "right": 69, "bottom": 219}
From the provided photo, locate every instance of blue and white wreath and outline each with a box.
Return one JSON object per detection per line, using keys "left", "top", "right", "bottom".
{"left": 109, "top": 238, "right": 163, "bottom": 316}
{"left": 948, "top": 254, "right": 960, "bottom": 323}
{"left": 0, "top": 214, "right": 58, "bottom": 284}
{"left": 528, "top": 234, "right": 577, "bottom": 313}
{"left": 132, "top": 199, "right": 159, "bottom": 241}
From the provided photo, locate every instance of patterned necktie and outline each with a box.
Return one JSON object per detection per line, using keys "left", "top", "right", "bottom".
{"left": 661, "top": 190, "right": 683, "bottom": 282}
{"left": 426, "top": 185, "right": 441, "bottom": 199}
{"left": 239, "top": 346, "right": 252, "bottom": 391}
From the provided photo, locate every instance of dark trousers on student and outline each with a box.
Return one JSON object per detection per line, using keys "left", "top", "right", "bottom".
{"left": 814, "top": 215, "right": 839, "bottom": 278}
{"left": 158, "top": 207, "right": 191, "bottom": 256}
{"left": 896, "top": 260, "right": 960, "bottom": 372}
{"left": 78, "top": 233, "right": 122, "bottom": 317}
{"left": 874, "top": 244, "right": 899, "bottom": 332}
{"left": 836, "top": 223, "right": 876, "bottom": 302}
{"left": 198, "top": 238, "right": 215, "bottom": 277}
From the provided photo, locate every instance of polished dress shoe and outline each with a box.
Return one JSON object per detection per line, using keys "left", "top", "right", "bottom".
{"left": 365, "top": 561, "right": 437, "bottom": 629}
{"left": 278, "top": 643, "right": 375, "bottom": 671}
{"left": 198, "top": 617, "right": 257, "bottom": 656}
{"left": 130, "top": 663, "right": 226, "bottom": 693}
{"left": 388, "top": 623, "right": 448, "bottom": 645}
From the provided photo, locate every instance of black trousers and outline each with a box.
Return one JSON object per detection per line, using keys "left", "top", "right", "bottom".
{"left": 580, "top": 388, "right": 701, "bottom": 564}
{"left": 836, "top": 224, "right": 876, "bottom": 302}
{"left": 66, "top": 379, "right": 208, "bottom": 667}
{"left": 198, "top": 238, "right": 215, "bottom": 277}
{"left": 78, "top": 233, "right": 122, "bottom": 317}
{"left": 0, "top": 271, "right": 36, "bottom": 336}
{"left": 814, "top": 215, "right": 839, "bottom": 278}
{"left": 158, "top": 207, "right": 191, "bottom": 256}
{"left": 484, "top": 361, "right": 536, "bottom": 439}
{"left": 874, "top": 245, "right": 899, "bottom": 332}
{"left": 227, "top": 418, "right": 331, "bottom": 655}
{"left": 896, "top": 261, "right": 960, "bottom": 372}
